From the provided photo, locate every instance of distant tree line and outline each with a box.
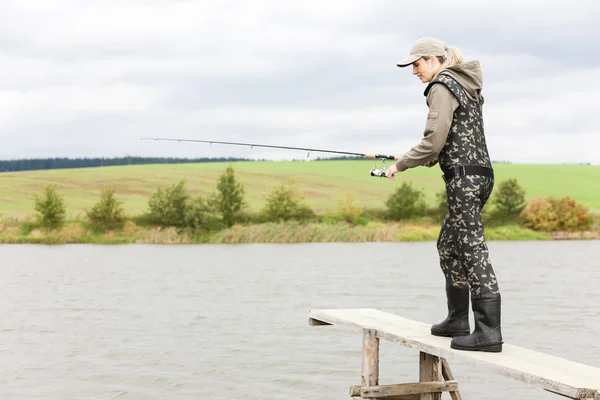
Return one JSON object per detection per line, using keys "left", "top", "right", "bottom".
{"left": 0, "top": 155, "right": 365, "bottom": 173}
{"left": 0, "top": 156, "right": 252, "bottom": 172}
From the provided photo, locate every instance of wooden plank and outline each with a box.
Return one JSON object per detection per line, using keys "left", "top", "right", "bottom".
{"left": 359, "top": 381, "right": 458, "bottom": 397}
{"left": 349, "top": 385, "right": 419, "bottom": 400}
{"left": 419, "top": 352, "right": 442, "bottom": 400}
{"left": 308, "top": 308, "right": 600, "bottom": 400}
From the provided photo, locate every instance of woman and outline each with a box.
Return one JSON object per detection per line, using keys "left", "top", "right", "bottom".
{"left": 385, "top": 37, "right": 503, "bottom": 353}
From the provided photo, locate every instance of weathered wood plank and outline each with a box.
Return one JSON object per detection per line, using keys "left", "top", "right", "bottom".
{"left": 359, "top": 381, "right": 458, "bottom": 397}
{"left": 350, "top": 385, "right": 419, "bottom": 400}
{"left": 350, "top": 382, "right": 458, "bottom": 399}
{"left": 308, "top": 308, "right": 600, "bottom": 400}
{"left": 441, "top": 358, "right": 462, "bottom": 400}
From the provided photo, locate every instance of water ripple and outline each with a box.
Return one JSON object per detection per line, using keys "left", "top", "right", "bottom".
{"left": 0, "top": 242, "right": 598, "bottom": 399}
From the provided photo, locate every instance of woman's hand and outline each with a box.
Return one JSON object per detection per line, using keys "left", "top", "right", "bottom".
{"left": 385, "top": 164, "right": 398, "bottom": 180}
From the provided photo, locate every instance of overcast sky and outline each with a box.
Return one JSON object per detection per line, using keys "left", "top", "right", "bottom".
{"left": 1, "top": 0, "right": 599, "bottom": 164}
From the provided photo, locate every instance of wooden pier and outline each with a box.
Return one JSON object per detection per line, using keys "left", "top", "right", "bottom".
{"left": 308, "top": 308, "right": 600, "bottom": 400}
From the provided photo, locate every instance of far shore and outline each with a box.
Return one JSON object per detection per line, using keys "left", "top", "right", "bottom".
{"left": 2, "top": 219, "right": 598, "bottom": 245}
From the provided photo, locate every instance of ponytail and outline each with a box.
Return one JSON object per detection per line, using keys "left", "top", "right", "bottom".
{"left": 428, "top": 45, "right": 464, "bottom": 80}
{"left": 441, "top": 46, "right": 464, "bottom": 69}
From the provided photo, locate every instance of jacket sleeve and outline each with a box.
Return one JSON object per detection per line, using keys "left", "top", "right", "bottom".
{"left": 394, "top": 84, "right": 459, "bottom": 172}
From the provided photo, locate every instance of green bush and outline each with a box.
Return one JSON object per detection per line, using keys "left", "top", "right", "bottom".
{"left": 261, "top": 181, "right": 314, "bottom": 222}
{"left": 336, "top": 190, "right": 364, "bottom": 225}
{"left": 86, "top": 187, "right": 126, "bottom": 232}
{"left": 146, "top": 180, "right": 190, "bottom": 227}
{"left": 385, "top": 181, "right": 427, "bottom": 220}
{"left": 210, "top": 166, "right": 247, "bottom": 227}
{"left": 521, "top": 196, "right": 593, "bottom": 232}
{"left": 489, "top": 178, "right": 526, "bottom": 221}
{"left": 34, "top": 184, "right": 66, "bottom": 230}
{"left": 184, "top": 195, "right": 222, "bottom": 234}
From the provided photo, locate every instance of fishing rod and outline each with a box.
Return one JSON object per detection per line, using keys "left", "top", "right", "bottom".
{"left": 139, "top": 137, "right": 399, "bottom": 177}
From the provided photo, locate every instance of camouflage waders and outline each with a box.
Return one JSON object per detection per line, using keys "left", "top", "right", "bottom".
{"left": 437, "top": 174, "right": 498, "bottom": 296}
{"left": 426, "top": 72, "right": 504, "bottom": 353}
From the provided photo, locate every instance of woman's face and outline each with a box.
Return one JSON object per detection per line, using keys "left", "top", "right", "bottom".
{"left": 412, "top": 57, "right": 439, "bottom": 83}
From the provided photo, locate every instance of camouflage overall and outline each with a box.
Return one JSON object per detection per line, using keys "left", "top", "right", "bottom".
{"left": 424, "top": 73, "right": 500, "bottom": 297}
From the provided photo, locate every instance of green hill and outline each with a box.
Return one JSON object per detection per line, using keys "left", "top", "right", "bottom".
{"left": 1, "top": 160, "right": 598, "bottom": 219}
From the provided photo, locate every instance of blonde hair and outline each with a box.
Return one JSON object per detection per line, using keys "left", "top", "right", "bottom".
{"left": 425, "top": 46, "right": 464, "bottom": 80}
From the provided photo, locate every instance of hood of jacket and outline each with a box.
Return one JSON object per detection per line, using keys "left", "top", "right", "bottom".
{"left": 439, "top": 60, "right": 483, "bottom": 101}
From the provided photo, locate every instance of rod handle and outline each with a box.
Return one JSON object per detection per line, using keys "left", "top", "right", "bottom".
{"left": 364, "top": 153, "right": 400, "bottom": 160}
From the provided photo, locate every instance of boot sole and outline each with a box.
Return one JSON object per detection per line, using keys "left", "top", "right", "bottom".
{"left": 450, "top": 342, "right": 503, "bottom": 353}
{"left": 430, "top": 329, "right": 470, "bottom": 338}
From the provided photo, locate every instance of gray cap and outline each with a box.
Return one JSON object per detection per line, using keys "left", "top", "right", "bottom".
{"left": 397, "top": 37, "right": 447, "bottom": 67}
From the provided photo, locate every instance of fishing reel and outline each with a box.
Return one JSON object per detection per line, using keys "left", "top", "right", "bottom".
{"left": 370, "top": 158, "right": 388, "bottom": 178}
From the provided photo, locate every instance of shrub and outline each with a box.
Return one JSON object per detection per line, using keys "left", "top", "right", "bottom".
{"left": 210, "top": 166, "right": 247, "bottom": 227}
{"left": 86, "top": 187, "right": 126, "bottom": 232}
{"left": 146, "top": 180, "right": 190, "bottom": 228}
{"left": 385, "top": 181, "right": 427, "bottom": 220}
{"left": 34, "top": 184, "right": 66, "bottom": 230}
{"left": 336, "top": 190, "right": 364, "bottom": 225}
{"left": 184, "top": 195, "right": 222, "bottom": 234}
{"left": 489, "top": 178, "right": 526, "bottom": 220}
{"left": 261, "top": 181, "right": 313, "bottom": 222}
{"left": 521, "top": 196, "right": 593, "bottom": 232}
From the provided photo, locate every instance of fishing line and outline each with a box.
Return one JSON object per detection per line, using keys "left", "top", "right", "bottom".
{"left": 140, "top": 137, "right": 399, "bottom": 177}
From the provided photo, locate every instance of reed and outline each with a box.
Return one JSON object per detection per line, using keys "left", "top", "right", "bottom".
{"left": 0, "top": 217, "right": 554, "bottom": 244}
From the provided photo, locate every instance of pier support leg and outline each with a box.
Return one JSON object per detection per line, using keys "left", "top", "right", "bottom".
{"left": 419, "top": 352, "right": 442, "bottom": 400}
{"left": 362, "top": 329, "right": 380, "bottom": 398}
{"left": 350, "top": 332, "right": 460, "bottom": 400}
{"left": 441, "top": 358, "right": 462, "bottom": 400}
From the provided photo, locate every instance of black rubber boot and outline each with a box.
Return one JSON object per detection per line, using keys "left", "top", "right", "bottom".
{"left": 450, "top": 293, "right": 503, "bottom": 352}
{"left": 430, "top": 285, "right": 470, "bottom": 337}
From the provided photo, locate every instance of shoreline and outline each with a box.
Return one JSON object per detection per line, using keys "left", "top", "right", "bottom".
{"left": 1, "top": 219, "right": 597, "bottom": 244}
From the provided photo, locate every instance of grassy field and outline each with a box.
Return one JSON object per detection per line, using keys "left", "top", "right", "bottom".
{"left": 1, "top": 160, "right": 599, "bottom": 220}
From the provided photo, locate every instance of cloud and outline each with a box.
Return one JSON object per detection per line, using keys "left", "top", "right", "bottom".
{"left": 0, "top": 0, "right": 599, "bottom": 164}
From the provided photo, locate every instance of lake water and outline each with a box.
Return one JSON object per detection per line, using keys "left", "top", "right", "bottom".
{"left": 1, "top": 241, "right": 599, "bottom": 399}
